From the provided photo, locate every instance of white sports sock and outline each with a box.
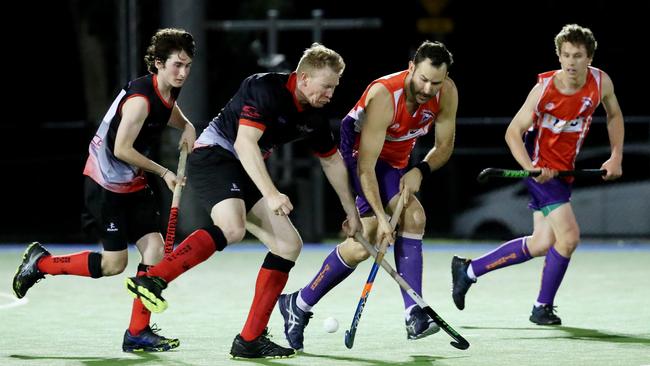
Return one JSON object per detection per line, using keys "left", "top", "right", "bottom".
{"left": 404, "top": 304, "right": 417, "bottom": 320}
{"left": 467, "top": 263, "right": 477, "bottom": 280}
{"left": 296, "top": 291, "right": 313, "bottom": 312}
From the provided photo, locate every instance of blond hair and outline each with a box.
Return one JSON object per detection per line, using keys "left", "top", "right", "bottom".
{"left": 296, "top": 43, "right": 345, "bottom": 76}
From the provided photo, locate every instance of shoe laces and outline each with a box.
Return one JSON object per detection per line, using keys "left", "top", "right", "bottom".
{"left": 149, "top": 323, "right": 162, "bottom": 334}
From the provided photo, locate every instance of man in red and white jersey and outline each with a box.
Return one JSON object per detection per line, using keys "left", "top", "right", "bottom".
{"left": 452, "top": 24, "right": 624, "bottom": 325}
{"left": 279, "top": 41, "right": 458, "bottom": 350}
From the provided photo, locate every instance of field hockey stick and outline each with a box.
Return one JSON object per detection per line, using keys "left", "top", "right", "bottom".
{"left": 477, "top": 168, "right": 606, "bottom": 183}
{"left": 344, "top": 193, "right": 405, "bottom": 349}
{"left": 164, "top": 142, "right": 189, "bottom": 256}
{"left": 353, "top": 232, "right": 470, "bottom": 350}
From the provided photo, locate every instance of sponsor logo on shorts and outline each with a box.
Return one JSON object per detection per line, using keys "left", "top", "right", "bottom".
{"left": 106, "top": 222, "right": 119, "bottom": 232}
{"left": 230, "top": 183, "right": 240, "bottom": 192}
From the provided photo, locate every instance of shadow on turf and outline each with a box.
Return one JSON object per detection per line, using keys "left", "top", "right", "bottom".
{"left": 463, "top": 325, "right": 650, "bottom": 346}
{"left": 8, "top": 352, "right": 193, "bottom": 366}
{"left": 230, "top": 352, "right": 467, "bottom": 366}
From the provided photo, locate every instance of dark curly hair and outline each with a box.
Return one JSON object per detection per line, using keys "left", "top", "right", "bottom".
{"left": 144, "top": 28, "right": 195, "bottom": 74}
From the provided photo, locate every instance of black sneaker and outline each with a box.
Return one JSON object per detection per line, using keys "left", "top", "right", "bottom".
{"left": 230, "top": 329, "right": 296, "bottom": 359}
{"left": 451, "top": 255, "right": 476, "bottom": 310}
{"left": 125, "top": 276, "right": 168, "bottom": 313}
{"left": 530, "top": 304, "right": 562, "bottom": 325}
{"left": 122, "top": 324, "right": 180, "bottom": 352}
{"left": 13, "top": 242, "right": 50, "bottom": 299}
{"left": 277, "top": 291, "right": 313, "bottom": 350}
{"left": 405, "top": 305, "right": 440, "bottom": 340}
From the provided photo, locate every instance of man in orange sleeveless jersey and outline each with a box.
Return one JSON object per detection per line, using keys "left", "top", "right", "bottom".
{"left": 451, "top": 24, "right": 624, "bottom": 325}
{"left": 279, "top": 41, "right": 458, "bottom": 350}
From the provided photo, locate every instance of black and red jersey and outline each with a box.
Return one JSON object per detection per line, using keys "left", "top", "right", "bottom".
{"left": 195, "top": 72, "right": 337, "bottom": 159}
{"left": 84, "top": 74, "right": 180, "bottom": 193}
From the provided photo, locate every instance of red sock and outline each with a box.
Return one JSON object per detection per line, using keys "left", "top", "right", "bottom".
{"left": 128, "top": 267, "right": 151, "bottom": 335}
{"left": 240, "top": 268, "right": 289, "bottom": 341}
{"left": 37, "top": 251, "right": 92, "bottom": 276}
{"left": 148, "top": 229, "right": 217, "bottom": 283}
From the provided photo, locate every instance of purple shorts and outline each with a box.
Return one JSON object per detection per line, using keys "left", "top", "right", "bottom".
{"left": 346, "top": 158, "right": 405, "bottom": 215}
{"left": 525, "top": 177, "right": 572, "bottom": 211}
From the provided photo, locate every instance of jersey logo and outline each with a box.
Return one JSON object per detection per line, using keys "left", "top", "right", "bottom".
{"left": 544, "top": 102, "right": 555, "bottom": 110}
{"left": 389, "top": 123, "right": 400, "bottom": 130}
{"left": 241, "top": 105, "right": 262, "bottom": 119}
{"left": 419, "top": 110, "right": 435, "bottom": 125}
{"left": 540, "top": 114, "right": 585, "bottom": 133}
{"left": 579, "top": 96, "right": 594, "bottom": 114}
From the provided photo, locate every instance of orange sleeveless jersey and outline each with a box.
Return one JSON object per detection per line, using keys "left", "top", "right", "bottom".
{"left": 346, "top": 70, "right": 441, "bottom": 168}
{"left": 530, "top": 66, "right": 602, "bottom": 171}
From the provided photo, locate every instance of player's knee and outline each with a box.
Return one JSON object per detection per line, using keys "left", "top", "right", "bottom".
{"left": 348, "top": 241, "right": 371, "bottom": 264}
{"left": 404, "top": 207, "right": 426, "bottom": 233}
{"left": 221, "top": 225, "right": 246, "bottom": 244}
{"left": 274, "top": 235, "right": 303, "bottom": 261}
{"left": 101, "top": 256, "right": 128, "bottom": 276}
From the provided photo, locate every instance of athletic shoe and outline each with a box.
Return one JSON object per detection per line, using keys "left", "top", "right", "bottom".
{"left": 230, "top": 328, "right": 296, "bottom": 359}
{"left": 451, "top": 255, "right": 476, "bottom": 310}
{"left": 125, "top": 276, "right": 168, "bottom": 313}
{"left": 122, "top": 324, "right": 180, "bottom": 352}
{"left": 277, "top": 291, "right": 313, "bottom": 350}
{"left": 530, "top": 304, "right": 562, "bottom": 325}
{"left": 13, "top": 242, "right": 50, "bottom": 299}
{"left": 405, "top": 305, "right": 440, "bottom": 340}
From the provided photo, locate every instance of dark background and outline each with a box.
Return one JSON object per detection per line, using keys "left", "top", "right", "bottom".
{"left": 3, "top": 0, "right": 648, "bottom": 243}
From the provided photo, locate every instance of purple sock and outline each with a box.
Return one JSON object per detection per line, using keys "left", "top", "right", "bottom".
{"left": 536, "top": 246, "right": 570, "bottom": 305}
{"left": 299, "top": 247, "right": 355, "bottom": 306}
{"left": 394, "top": 236, "right": 422, "bottom": 309}
{"left": 471, "top": 237, "right": 533, "bottom": 277}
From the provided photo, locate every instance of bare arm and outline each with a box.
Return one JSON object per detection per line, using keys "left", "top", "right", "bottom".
{"left": 168, "top": 103, "right": 196, "bottom": 150}
{"left": 319, "top": 152, "right": 362, "bottom": 235}
{"left": 234, "top": 125, "right": 293, "bottom": 215}
{"left": 114, "top": 96, "right": 177, "bottom": 190}
{"left": 504, "top": 83, "right": 540, "bottom": 164}
{"left": 599, "top": 72, "right": 624, "bottom": 180}
{"left": 401, "top": 78, "right": 458, "bottom": 203}
{"left": 358, "top": 83, "right": 395, "bottom": 245}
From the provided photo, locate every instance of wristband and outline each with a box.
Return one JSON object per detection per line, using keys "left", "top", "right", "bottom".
{"left": 161, "top": 168, "right": 170, "bottom": 178}
{"left": 413, "top": 161, "right": 431, "bottom": 179}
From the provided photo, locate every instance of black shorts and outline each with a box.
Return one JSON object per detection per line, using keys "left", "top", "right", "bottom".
{"left": 82, "top": 177, "right": 160, "bottom": 251}
{"left": 187, "top": 145, "right": 263, "bottom": 214}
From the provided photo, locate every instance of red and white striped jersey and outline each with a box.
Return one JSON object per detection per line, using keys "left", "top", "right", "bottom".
{"left": 530, "top": 66, "right": 602, "bottom": 171}
{"left": 342, "top": 70, "right": 441, "bottom": 169}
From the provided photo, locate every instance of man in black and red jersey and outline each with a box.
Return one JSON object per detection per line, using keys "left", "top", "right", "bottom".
{"left": 12, "top": 28, "right": 196, "bottom": 352}
{"left": 125, "top": 43, "right": 361, "bottom": 359}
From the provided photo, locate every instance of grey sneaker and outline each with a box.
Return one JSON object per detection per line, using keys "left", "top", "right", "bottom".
{"left": 277, "top": 291, "right": 312, "bottom": 350}
{"left": 530, "top": 304, "right": 562, "bottom": 325}
{"left": 405, "top": 305, "right": 440, "bottom": 340}
{"left": 13, "top": 242, "right": 50, "bottom": 299}
{"left": 451, "top": 255, "right": 476, "bottom": 310}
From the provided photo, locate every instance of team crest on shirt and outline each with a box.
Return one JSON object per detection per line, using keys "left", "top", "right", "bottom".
{"left": 419, "top": 110, "right": 435, "bottom": 125}
{"left": 579, "top": 97, "right": 594, "bottom": 114}
{"left": 389, "top": 123, "right": 400, "bottom": 130}
{"left": 544, "top": 102, "right": 555, "bottom": 110}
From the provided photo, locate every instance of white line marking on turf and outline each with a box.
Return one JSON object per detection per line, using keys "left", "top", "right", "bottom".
{"left": 0, "top": 292, "right": 29, "bottom": 310}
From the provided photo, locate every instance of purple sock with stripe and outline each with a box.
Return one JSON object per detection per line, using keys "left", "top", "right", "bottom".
{"left": 471, "top": 237, "right": 533, "bottom": 277}
{"left": 299, "top": 247, "right": 355, "bottom": 306}
{"left": 394, "top": 236, "right": 423, "bottom": 309}
{"left": 537, "top": 246, "right": 570, "bottom": 305}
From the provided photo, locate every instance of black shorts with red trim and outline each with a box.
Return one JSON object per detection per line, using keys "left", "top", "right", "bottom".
{"left": 82, "top": 177, "right": 160, "bottom": 251}
{"left": 187, "top": 145, "right": 263, "bottom": 214}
